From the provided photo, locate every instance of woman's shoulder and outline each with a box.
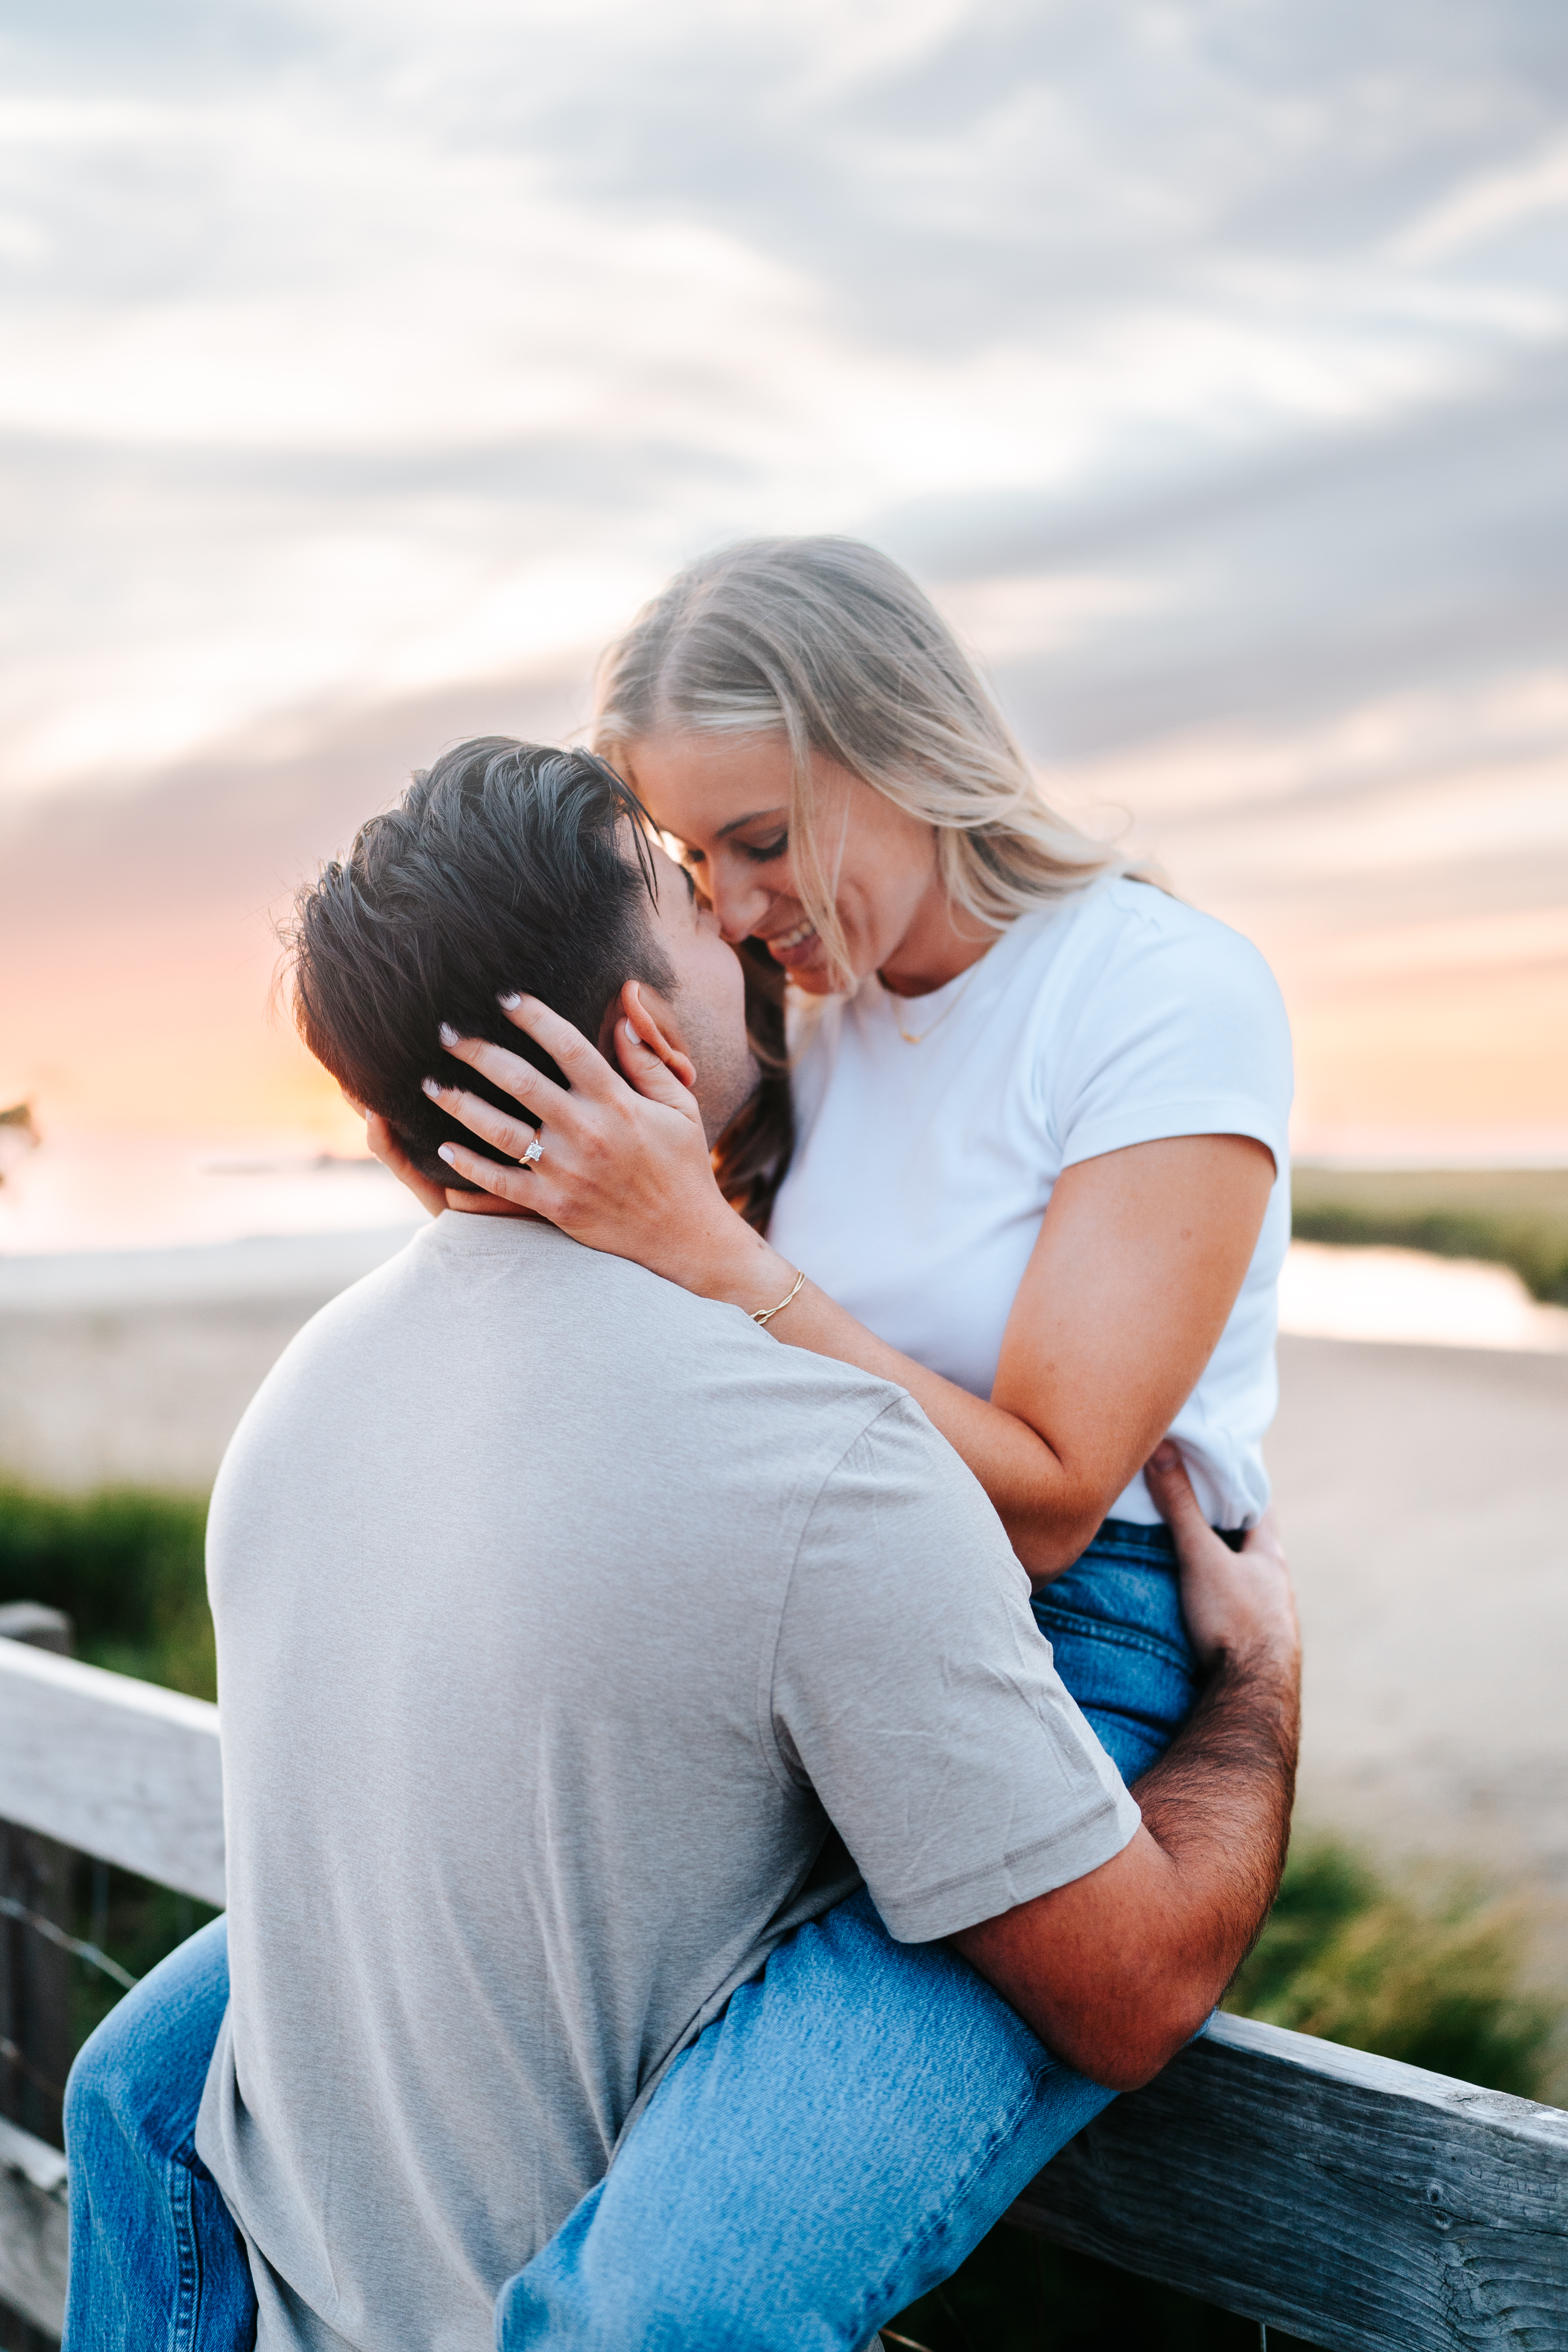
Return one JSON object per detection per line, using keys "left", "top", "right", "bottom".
{"left": 1006, "top": 875, "right": 1288, "bottom": 1091}
{"left": 1073, "top": 871, "right": 1258, "bottom": 950}
{"left": 1027, "top": 877, "right": 1292, "bottom": 1149}
{"left": 1028, "top": 875, "right": 1282, "bottom": 1008}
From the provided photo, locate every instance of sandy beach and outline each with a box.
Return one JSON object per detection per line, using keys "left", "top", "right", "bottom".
{"left": 3, "top": 1237, "right": 1564, "bottom": 1943}
{"left": 1267, "top": 1335, "right": 1568, "bottom": 1916}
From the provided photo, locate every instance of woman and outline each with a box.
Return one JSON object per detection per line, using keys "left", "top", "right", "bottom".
{"left": 64, "top": 539, "right": 1291, "bottom": 2351}
{"left": 428, "top": 535, "right": 1290, "bottom": 1783}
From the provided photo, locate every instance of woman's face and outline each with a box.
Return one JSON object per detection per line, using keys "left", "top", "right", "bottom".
{"left": 623, "top": 732, "right": 951, "bottom": 996}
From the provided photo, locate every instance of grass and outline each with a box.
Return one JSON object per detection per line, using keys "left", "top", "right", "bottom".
{"left": 1291, "top": 1164, "right": 1568, "bottom": 1305}
{"left": 0, "top": 1481, "right": 214, "bottom": 1699}
{"left": 1226, "top": 1836, "right": 1558, "bottom": 2096}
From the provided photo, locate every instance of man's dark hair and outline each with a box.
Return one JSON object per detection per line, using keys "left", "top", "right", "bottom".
{"left": 286, "top": 737, "right": 671, "bottom": 1187}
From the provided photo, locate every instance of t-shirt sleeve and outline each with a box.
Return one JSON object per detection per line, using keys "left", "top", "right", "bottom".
{"left": 1047, "top": 893, "right": 1294, "bottom": 1177}
{"left": 768, "top": 1397, "right": 1141, "bottom": 1944}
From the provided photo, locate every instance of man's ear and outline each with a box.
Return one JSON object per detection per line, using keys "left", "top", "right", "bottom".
{"left": 599, "top": 979, "right": 698, "bottom": 1101}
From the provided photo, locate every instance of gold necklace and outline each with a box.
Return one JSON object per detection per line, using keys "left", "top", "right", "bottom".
{"left": 887, "top": 959, "right": 985, "bottom": 1044}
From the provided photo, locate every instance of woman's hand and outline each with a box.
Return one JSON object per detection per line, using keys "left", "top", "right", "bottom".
{"left": 421, "top": 985, "right": 788, "bottom": 1302}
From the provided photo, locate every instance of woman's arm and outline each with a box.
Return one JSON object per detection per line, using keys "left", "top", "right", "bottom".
{"left": 679, "top": 1130, "right": 1273, "bottom": 1577}
{"left": 425, "top": 995, "right": 1276, "bottom": 1580}
{"left": 875, "top": 1132, "right": 1274, "bottom": 1573}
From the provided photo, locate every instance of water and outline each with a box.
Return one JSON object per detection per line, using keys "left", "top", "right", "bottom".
{"left": 3, "top": 1126, "right": 1564, "bottom": 1351}
{"left": 1278, "top": 1241, "right": 1568, "bottom": 1354}
{"left": 0, "top": 1127, "right": 420, "bottom": 1260}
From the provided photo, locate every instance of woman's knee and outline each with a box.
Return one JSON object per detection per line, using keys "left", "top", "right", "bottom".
{"left": 63, "top": 2008, "right": 131, "bottom": 2154}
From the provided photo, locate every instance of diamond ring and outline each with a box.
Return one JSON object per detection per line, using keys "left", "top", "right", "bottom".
{"left": 519, "top": 1130, "right": 544, "bottom": 1169}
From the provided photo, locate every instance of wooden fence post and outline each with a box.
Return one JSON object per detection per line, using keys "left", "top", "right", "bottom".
{"left": 0, "top": 1606, "right": 76, "bottom": 2352}
{"left": 0, "top": 1609, "right": 75, "bottom": 2155}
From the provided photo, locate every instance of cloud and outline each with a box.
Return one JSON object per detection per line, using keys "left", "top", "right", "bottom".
{"left": 0, "top": 0, "right": 1565, "bottom": 1150}
{"left": 908, "top": 343, "right": 1568, "bottom": 760}
{"left": 1393, "top": 134, "right": 1568, "bottom": 262}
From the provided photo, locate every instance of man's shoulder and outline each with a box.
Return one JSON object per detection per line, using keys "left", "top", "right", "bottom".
{"left": 221, "top": 1213, "right": 918, "bottom": 1503}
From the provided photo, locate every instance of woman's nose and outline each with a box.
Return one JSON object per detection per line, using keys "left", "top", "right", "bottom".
{"left": 709, "top": 864, "right": 775, "bottom": 944}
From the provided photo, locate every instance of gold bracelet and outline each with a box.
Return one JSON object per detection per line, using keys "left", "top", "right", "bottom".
{"left": 751, "top": 1268, "right": 806, "bottom": 1327}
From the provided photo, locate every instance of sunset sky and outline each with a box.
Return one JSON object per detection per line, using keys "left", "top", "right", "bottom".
{"left": 2, "top": 0, "right": 1566, "bottom": 1245}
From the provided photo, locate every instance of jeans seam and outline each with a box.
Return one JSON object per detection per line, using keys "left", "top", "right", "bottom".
{"left": 841, "top": 2069, "right": 1050, "bottom": 2349}
{"left": 168, "top": 2147, "right": 200, "bottom": 2352}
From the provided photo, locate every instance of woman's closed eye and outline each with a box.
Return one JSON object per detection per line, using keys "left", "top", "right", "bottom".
{"left": 735, "top": 833, "right": 788, "bottom": 865}
{"left": 670, "top": 849, "right": 714, "bottom": 910}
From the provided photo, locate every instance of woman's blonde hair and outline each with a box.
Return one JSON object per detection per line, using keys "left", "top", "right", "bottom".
{"left": 592, "top": 535, "right": 1119, "bottom": 986}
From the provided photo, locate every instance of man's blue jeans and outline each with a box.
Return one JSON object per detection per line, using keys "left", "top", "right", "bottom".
{"left": 63, "top": 1521, "right": 1198, "bottom": 2351}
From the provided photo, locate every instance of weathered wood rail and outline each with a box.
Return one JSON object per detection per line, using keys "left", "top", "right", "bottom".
{"left": 0, "top": 1638, "right": 224, "bottom": 2335}
{"left": 1, "top": 1638, "right": 1564, "bottom": 2348}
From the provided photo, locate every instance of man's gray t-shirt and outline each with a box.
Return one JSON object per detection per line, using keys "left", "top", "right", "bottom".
{"left": 196, "top": 1213, "right": 1139, "bottom": 2352}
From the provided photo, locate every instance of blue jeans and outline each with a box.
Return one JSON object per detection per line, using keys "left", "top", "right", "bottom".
{"left": 1029, "top": 1516, "right": 1201, "bottom": 1786}
{"left": 64, "top": 1520, "right": 1197, "bottom": 2351}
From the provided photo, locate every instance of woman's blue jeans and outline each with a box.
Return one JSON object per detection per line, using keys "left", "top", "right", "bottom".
{"left": 62, "top": 1520, "right": 1198, "bottom": 2351}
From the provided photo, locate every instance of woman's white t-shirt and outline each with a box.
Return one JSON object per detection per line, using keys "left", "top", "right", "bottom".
{"left": 768, "top": 877, "right": 1294, "bottom": 1530}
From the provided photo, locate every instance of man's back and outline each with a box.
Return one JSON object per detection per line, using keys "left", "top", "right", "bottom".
{"left": 196, "top": 1212, "right": 1135, "bottom": 2352}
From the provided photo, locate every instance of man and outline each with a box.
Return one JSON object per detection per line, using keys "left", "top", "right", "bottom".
{"left": 64, "top": 738, "right": 1298, "bottom": 2352}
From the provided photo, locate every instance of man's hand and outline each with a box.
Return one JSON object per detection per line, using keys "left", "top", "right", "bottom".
{"left": 953, "top": 1447, "right": 1299, "bottom": 2091}
{"left": 1144, "top": 1441, "right": 1297, "bottom": 1677}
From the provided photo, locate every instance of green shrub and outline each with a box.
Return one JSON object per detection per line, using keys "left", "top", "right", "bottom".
{"left": 1290, "top": 1201, "right": 1568, "bottom": 1304}
{"left": 0, "top": 1481, "right": 214, "bottom": 1698}
{"left": 1227, "top": 1836, "right": 1558, "bottom": 2098}
{"left": 1290, "top": 1165, "right": 1568, "bottom": 1305}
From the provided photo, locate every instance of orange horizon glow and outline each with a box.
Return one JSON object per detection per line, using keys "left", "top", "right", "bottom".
{"left": 4, "top": 670, "right": 1564, "bottom": 1167}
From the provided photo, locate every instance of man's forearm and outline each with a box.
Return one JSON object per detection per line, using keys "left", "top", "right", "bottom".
{"left": 1131, "top": 1641, "right": 1299, "bottom": 2002}
{"left": 953, "top": 1641, "right": 1299, "bottom": 2090}
{"left": 955, "top": 1455, "right": 1301, "bottom": 2091}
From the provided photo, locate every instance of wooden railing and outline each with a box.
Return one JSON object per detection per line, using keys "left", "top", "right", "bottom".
{"left": 1, "top": 1636, "right": 1564, "bottom": 2348}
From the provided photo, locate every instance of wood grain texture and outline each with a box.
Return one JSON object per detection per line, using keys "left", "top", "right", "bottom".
{"left": 0, "top": 1644, "right": 224, "bottom": 1907}
{"left": 2, "top": 1607, "right": 78, "bottom": 2154}
{"left": 0, "top": 2114, "right": 68, "bottom": 2338}
{"left": 1009, "top": 2011, "right": 1568, "bottom": 2350}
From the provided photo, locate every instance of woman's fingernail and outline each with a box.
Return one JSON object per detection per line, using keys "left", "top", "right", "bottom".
{"left": 624, "top": 1019, "right": 641, "bottom": 1042}
{"left": 421, "top": 1076, "right": 442, "bottom": 1100}
{"left": 499, "top": 991, "right": 521, "bottom": 1009}
{"left": 439, "top": 1021, "right": 460, "bottom": 1047}
{"left": 437, "top": 1143, "right": 457, "bottom": 1165}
